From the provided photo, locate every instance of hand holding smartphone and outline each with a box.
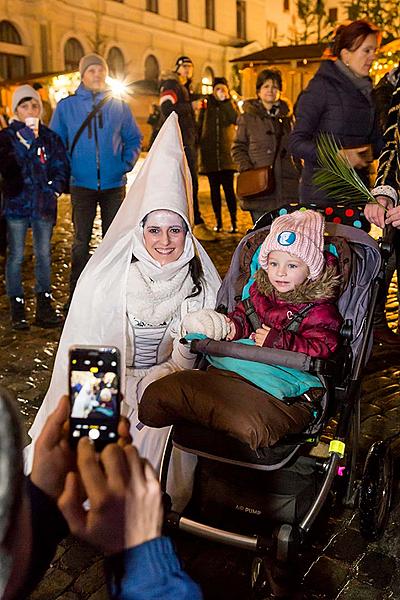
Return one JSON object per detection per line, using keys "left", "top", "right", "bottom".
{"left": 69, "top": 346, "right": 121, "bottom": 450}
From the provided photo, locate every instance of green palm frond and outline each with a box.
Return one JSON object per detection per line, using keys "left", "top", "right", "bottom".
{"left": 312, "top": 133, "right": 375, "bottom": 205}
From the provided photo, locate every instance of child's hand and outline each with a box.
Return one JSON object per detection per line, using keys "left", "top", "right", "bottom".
{"left": 226, "top": 318, "right": 236, "bottom": 341}
{"left": 254, "top": 324, "right": 271, "bottom": 347}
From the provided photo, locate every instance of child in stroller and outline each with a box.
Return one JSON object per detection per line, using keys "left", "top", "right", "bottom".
{"left": 142, "top": 209, "right": 343, "bottom": 450}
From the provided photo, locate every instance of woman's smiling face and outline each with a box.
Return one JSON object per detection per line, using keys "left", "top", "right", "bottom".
{"left": 143, "top": 210, "right": 187, "bottom": 266}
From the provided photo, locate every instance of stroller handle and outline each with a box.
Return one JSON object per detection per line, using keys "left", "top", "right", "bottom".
{"left": 189, "top": 337, "right": 313, "bottom": 372}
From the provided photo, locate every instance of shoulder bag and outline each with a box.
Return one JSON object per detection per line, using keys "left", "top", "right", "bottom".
{"left": 236, "top": 120, "right": 283, "bottom": 200}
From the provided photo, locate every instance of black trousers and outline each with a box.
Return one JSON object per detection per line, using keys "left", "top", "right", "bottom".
{"left": 207, "top": 170, "right": 237, "bottom": 228}
{"left": 184, "top": 145, "right": 203, "bottom": 225}
{"left": 70, "top": 186, "right": 125, "bottom": 294}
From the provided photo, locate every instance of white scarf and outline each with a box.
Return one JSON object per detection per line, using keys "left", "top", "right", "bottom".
{"left": 127, "top": 261, "right": 195, "bottom": 325}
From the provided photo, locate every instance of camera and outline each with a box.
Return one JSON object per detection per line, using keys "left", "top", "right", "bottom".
{"left": 69, "top": 345, "right": 121, "bottom": 450}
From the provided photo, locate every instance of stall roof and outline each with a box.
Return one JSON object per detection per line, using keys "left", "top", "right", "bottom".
{"left": 230, "top": 43, "right": 328, "bottom": 64}
{"left": 0, "top": 70, "right": 75, "bottom": 86}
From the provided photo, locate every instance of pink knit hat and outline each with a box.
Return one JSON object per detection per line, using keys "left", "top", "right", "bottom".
{"left": 259, "top": 210, "right": 325, "bottom": 280}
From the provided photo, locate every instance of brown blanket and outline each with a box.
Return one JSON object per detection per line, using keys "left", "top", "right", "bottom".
{"left": 139, "top": 367, "right": 312, "bottom": 450}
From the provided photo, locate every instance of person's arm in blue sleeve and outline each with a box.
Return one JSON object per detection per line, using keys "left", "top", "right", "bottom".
{"left": 121, "top": 102, "right": 143, "bottom": 171}
{"left": 49, "top": 102, "right": 69, "bottom": 149}
{"left": 106, "top": 537, "right": 202, "bottom": 600}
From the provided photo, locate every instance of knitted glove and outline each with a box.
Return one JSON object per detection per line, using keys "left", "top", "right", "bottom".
{"left": 182, "top": 309, "right": 230, "bottom": 340}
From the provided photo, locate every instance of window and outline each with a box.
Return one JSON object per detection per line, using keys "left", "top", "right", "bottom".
{"left": 144, "top": 54, "right": 160, "bottom": 82}
{"left": 205, "top": 0, "right": 215, "bottom": 30}
{"left": 236, "top": 1, "right": 246, "bottom": 40}
{"left": 328, "top": 7, "right": 338, "bottom": 23}
{"left": 107, "top": 47, "right": 125, "bottom": 78}
{"left": 283, "top": 0, "right": 289, "bottom": 11}
{"left": 0, "top": 20, "right": 22, "bottom": 44}
{"left": 146, "top": 0, "right": 158, "bottom": 12}
{"left": 64, "top": 38, "right": 84, "bottom": 71}
{"left": 0, "top": 21, "right": 27, "bottom": 80}
{"left": 178, "top": 0, "right": 189, "bottom": 22}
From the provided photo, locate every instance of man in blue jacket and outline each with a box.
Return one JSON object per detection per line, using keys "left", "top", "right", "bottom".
{"left": 50, "top": 53, "right": 143, "bottom": 304}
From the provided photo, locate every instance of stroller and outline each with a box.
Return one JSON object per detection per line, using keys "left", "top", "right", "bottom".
{"left": 139, "top": 206, "right": 391, "bottom": 597}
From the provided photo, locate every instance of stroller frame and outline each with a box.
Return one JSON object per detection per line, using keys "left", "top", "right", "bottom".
{"left": 158, "top": 219, "right": 391, "bottom": 592}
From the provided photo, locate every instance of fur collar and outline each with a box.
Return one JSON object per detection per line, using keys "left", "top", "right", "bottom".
{"left": 254, "top": 262, "right": 341, "bottom": 304}
{"left": 243, "top": 98, "right": 292, "bottom": 119}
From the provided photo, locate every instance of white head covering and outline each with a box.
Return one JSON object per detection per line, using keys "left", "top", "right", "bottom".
{"left": 26, "top": 113, "right": 221, "bottom": 469}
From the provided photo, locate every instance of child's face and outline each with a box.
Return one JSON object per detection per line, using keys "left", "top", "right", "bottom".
{"left": 266, "top": 250, "right": 309, "bottom": 292}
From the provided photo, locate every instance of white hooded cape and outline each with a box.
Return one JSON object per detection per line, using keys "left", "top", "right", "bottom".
{"left": 26, "top": 113, "right": 221, "bottom": 472}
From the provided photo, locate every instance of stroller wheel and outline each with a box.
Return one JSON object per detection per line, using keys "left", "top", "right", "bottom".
{"left": 359, "top": 441, "right": 393, "bottom": 541}
{"left": 251, "top": 555, "right": 293, "bottom": 599}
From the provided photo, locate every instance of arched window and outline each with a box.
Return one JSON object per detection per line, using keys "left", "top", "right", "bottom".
{"left": 0, "top": 21, "right": 27, "bottom": 80}
{"left": 201, "top": 66, "right": 214, "bottom": 94}
{"left": 107, "top": 47, "right": 125, "bottom": 78}
{"left": 0, "top": 20, "right": 22, "bottom": 44}
{"left": 144, "top": 54, "right": 160, "bottom": 82}
{"left": 64, "top": 38, "right": 84, "bottom": 71}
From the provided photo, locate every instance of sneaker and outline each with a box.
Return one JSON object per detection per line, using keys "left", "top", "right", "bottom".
{"left": 193, "top": 223, "right": 218, "bottom": 242}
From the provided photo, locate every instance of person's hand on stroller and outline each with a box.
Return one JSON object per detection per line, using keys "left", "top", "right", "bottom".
{"left": 364, "top": 196, "right": 392, "bottom": 229}
{"left": 182, "top": 308, "right": 230, "bottom": 340}
{"left": 251, "top": 324, "right": 271, "bottom": 347}
{"left": 384, "top": 205, "right": 400, "bottom": 229}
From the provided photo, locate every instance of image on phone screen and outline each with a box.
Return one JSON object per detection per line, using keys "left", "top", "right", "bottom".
{"left": 69, "top": 346, "right": 120, "bottom": 447}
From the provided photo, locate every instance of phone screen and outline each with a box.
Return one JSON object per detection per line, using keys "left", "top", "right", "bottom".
{"left": 69, "top": 346, "right": 121, "bottom": 448}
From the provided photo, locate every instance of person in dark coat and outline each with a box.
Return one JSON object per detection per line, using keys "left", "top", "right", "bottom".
{"left": 232, "top": 69, "right": 299, "bottom": 224}
{"left": 198, "top": 77, "right": 239, "bottom": 232}
{"left": 289, "top": 20, "right": 383, "bottom": 208}
{"left": 0, "top": 85, "right": 69, "bottom": 330}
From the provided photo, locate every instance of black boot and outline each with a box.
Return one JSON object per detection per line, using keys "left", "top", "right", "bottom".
{"left": 10, "top": 296, "right": 30, "bottom": 330}
{"left": 35, "top": 292, "right": 63, "bottom": 328}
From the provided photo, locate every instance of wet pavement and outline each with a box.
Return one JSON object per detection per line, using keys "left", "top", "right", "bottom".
{"left": 1, "top": 166, "right": 399, "bottom": 599}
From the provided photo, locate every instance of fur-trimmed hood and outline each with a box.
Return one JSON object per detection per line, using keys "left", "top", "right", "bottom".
{"left": 254, "top": 252, "right": 341, "bottom": 304}
{"left": 160, "top": 70, "right": 180, "bottom": 83}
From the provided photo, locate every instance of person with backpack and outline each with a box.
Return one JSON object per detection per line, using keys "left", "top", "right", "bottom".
{"left": 0, "top": 85, "right": 69, "bottom": 330}
{"left": 50, "top": 53, "right": 143, "bottom": 307}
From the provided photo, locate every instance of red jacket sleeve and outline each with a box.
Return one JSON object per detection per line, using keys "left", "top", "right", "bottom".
{"left": 227, "top": 300, "right": 253, "bottom": 340}
{"left": 264, "top": 303, "right": 342, "bottom": 359}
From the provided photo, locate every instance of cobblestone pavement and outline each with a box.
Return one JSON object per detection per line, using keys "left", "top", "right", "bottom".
{"left": 1, "top": 164, "right": 400, "bottom": 599}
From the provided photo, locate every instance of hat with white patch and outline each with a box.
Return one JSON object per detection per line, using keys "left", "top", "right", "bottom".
{"left": 258, "top": 209, "right": 325, "bottom": 280}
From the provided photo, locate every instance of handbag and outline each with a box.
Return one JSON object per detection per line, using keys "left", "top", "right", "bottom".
{"left": 236, "top": 118, "right": 283, "bottom": 200}
{"left": 236, "top": 165, "right": 274, "bottom": 199}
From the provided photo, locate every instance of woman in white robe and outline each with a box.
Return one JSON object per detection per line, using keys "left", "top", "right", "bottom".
{"left": 26, "top": 114, "right": 221, "bottom": 505}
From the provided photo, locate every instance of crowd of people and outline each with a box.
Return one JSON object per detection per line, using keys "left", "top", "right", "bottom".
{"left": 1, "top": 17, "right": 400, "bottom": 599}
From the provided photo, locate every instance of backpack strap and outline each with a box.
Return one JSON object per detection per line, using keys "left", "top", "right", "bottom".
{"left": 70, "top": 94, "right": 112, "bottom": 156}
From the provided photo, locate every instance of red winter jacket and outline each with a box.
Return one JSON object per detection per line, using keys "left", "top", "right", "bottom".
{"left": 228, "top": 253, "right": 342, "bottom": 359}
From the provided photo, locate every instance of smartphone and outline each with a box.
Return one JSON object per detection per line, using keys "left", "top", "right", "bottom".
{"left": 69, "top": 345, "right": 121, "bottom": 450}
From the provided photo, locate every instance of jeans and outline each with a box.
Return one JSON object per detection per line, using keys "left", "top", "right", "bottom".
{"left": 207, "top": 171, "right": 237, "bottom": 228}
{"left": 184, "top": 146, "right": 203, "bottom": 225}
{"left": 70, "top": 186, "right": 125, "bottom": 294}
{"left": 6, "top": 217, "right": 54, "bottom": 297}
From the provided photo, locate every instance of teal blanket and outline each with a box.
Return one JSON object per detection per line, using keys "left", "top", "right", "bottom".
{"left": 186, "top": 333, "right": 322, "bottom": 400}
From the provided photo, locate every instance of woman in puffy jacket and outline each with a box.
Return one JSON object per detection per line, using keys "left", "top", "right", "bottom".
{"left": 232, "top": 68, "right": 299, "bottom": 224}
{"left": 198, "top": 78, "right": 239, "bottom": 232}
{"left": 289, "top": 20, "right": 383, "bottom": 207}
